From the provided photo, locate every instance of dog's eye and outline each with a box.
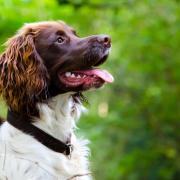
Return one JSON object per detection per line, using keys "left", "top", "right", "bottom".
{"left": 57, "top": 37, "right": 64, "bottom": 44}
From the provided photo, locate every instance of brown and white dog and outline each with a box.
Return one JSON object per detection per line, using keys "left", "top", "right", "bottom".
{"left": 0, "top": 21, "right": 113, "bottom": 180}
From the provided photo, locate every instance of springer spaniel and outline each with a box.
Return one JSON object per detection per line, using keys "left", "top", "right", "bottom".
{"left": 0, "top": 21, "right": 113, "bottom": 180}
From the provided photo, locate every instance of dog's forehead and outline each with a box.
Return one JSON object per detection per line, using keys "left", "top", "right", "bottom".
{"left": 20, "top": 21, "right": 74, "bottom": 35}
{"left": 41, "top": 21, "right": 70, "bottom": 31}
{"left": 39, "top": 22, "right": 75, "bottom": 38}
{"left": 58, "top": 21, "right": 72, "bottom": 30}
{"left": 52, "top": 21, "right": 74, "bottom": 33}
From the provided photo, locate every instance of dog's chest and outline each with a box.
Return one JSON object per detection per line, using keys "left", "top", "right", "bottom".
{"left": 0, "top": 94, "right": 91, "bottom": 180}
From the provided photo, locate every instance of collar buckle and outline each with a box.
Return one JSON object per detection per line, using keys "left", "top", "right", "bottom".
{"left": 65, "top": 143, "right": 73, "bottom": 159}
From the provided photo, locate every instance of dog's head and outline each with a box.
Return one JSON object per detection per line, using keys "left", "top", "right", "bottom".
{"left": 0, "top": 21, "right": 113, "bottom": 114}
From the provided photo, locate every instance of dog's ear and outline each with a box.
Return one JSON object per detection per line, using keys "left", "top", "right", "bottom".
{"left": 0, "top": 28, "right": 49, "bottom": 114}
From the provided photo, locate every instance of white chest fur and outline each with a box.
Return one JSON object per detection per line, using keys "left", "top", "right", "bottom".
{"left": 0, "top": 93, "right": 91, "bottom": 180}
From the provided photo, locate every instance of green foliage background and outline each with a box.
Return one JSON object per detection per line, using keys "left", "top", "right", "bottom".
{"left": 0, "top": 0, "right": 180, "bottom": 179}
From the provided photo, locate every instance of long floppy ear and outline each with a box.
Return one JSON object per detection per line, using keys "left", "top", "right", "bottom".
{"left": 0, "top": 28, "right": 49, "bottom": 115}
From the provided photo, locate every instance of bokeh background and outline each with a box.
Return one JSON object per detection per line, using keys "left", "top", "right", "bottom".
{"left": 0, "top": 0, "right": 180, "bottom": 179}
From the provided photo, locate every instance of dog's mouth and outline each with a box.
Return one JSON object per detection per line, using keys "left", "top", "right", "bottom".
{"left": 58, "top": 68, "right": 113, "bottom": 90}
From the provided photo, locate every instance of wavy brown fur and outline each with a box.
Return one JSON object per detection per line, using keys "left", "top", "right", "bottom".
{"left": 0, "top": 27, "right": 49, "bottom": 115}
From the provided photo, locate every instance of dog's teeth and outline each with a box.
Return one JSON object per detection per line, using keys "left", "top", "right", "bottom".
{"left": 71, "top": 73, "right": 75, "bottom": 78}
{"left": 77, "top": 75, "right": 81, "bottom": 78}
{"left": 65, "top": 72, "right": 71, "bottom": 77}
{"left": 83, "top": 75, "right": 86, "bottom": 78}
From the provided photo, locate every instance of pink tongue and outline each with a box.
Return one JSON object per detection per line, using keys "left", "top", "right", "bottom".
{"left": 77, "top": 69, "right": 114, "bottom": 83}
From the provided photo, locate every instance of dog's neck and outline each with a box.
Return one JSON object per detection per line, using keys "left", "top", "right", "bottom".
{"left": 33, "top": 93, "right": 85, "bottom": 143}
{"left": 3, "top": 93, "right": 91, "bottom": 179}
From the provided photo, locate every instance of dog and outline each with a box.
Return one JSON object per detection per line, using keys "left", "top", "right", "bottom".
{"left": 0, "top": 21, "right": 113, "bottom": 179}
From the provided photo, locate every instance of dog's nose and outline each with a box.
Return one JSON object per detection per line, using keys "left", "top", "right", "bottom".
{"left": 97, "top": 35, "right": 111, "bottom": 48}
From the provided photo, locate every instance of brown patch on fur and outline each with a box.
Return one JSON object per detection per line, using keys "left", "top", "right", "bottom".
{"left": 0, "top": 27, "right": 49, "bottom": 115}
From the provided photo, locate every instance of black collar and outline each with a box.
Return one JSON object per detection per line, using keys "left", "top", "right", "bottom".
{"left": 7, "top": 110, "right": 72, "bottom": 156}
